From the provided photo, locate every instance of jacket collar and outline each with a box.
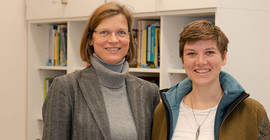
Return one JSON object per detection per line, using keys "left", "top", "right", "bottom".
{"left": 162, "top": 71, "right": 245, "bottom": 107}
{"left": 78, "top": 66, "right": 111, "bottom": 139}
{"left": 161, "top": 71, "right": 245, "bottom": 139}
{"left": 126, "top": 75, "right": 143, "bottom": 138}
{"left": 78, "top": 66, "right": 142, "bottom": 139}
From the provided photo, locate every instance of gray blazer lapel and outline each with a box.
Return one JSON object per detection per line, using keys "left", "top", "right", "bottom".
{"left": 126, "top": 75, "right": 142, "bottom": 138}
{"left": 78, "top": 67, "right": 111, "bottom": 140}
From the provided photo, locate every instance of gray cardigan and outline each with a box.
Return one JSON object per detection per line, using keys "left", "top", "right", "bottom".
{"left": 42, "top": 66, "right": 160, "bottom": 140}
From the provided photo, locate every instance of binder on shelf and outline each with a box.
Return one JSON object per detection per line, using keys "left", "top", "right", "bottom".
{"left": 44, "top": 77, "right": 54, "bottom": 101}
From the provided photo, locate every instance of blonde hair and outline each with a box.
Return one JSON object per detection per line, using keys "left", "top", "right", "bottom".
{"left": 80, "top": 2, "right": 135, "bottom": 64}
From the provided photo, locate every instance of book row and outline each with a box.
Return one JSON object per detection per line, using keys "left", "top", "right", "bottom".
{"left": 130, "top": 20, "right": 160, "bottom": 68}
{"left": 44, "top": 20, "right": 160, "bottom": 69}
{"left": 46, "top": 24, "right": 67, "bottom": 67}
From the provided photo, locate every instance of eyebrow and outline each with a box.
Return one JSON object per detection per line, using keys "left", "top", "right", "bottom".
{"left": 205, "top": 47, "right": 218, "bottom": 50}
{"left": 184, "top": 47, "right": 218, "bottom": 53}
{"left": 184, "top": 49, "right": 195, "bottom": 52}
{"left": 95, "top": 27, "right": 128, "bottom": 30}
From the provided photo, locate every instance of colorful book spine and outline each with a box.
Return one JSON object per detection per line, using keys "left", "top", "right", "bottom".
{"left": 142, "top": 30, "right": 147, "bottom": 68}
{"left": 150, "top": 25, "right": 157, "bottom": 63}
{"left": 147, "top": 25, "right": 151, "bottom": 64}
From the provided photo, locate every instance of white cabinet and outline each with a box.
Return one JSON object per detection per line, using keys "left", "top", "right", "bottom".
{"left": 26, "top": 0, "right": 105, "bottom": 20}
{"left": 156, "top": 0, "right": 270, "bottom": 12}
{"left": 64, "top": 0, "right": 104, "bottom": 18}
{"left": 26, "top": 0, "right": 65, "bottom": 20}
{"left": 107, "top": 0, "right": 156, "bottom": 13}
{"left": 156, "top": 0, "right": 217, "bottom": 11}
{"left": 217, "top": 0, "right": 270, "bottom": 10}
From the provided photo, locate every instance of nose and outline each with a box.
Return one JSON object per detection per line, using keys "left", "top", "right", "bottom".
{"left": 107, "top": 32, "right": 119, "bottom": 42}
{"left": 196, "top": 54, "right": 207, "bottom": 65}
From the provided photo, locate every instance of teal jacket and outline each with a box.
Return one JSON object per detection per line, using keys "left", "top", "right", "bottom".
{"left": 155, "top": 71, "right": 269, "bottom": 140}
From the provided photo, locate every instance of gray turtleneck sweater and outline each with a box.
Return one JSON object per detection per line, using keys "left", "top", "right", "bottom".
{"left": 91, "top": 54, "right": 138, "bottom": 140}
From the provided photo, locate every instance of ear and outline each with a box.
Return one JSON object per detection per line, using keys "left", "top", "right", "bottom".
{"left": 181, "top": 57, "right": 185, "bottom": 68}
{"left": 222, "top": 51, "right": 227, "bottom": 66}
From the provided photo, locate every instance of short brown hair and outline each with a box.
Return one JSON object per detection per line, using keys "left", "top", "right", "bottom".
{"left": 80, "top": 2, "right": 135, "bottom": 64}
{"left": 179, "top": 20, "right": 229, "bottom": 62}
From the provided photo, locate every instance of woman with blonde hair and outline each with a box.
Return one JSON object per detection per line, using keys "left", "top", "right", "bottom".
{"left": 42, "top": 2, "right": 160, "bottom": 140}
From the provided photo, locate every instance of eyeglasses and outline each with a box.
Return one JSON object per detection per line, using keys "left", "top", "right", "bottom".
{"left": 93, "top": 29, "right": 130, "bottom": 40}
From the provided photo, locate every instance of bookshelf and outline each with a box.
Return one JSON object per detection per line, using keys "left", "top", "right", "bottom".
{"left": 27, "top": 0, "right": 270, "bottom": 139}
{"left": 27, "top": 12, "right": 211, "bottom": 140}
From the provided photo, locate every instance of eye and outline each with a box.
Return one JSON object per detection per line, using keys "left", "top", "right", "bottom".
{"left": 187, "top": 52, "right": 196, "bottom": 56}
{"left": 117, "top": 30, "right": 128, "bottom": 36}
{"left": 206, "top": 51, "right": 215, "bottom": 55}
{"left": 99, "top": 30, "right": 109, "bottom": 36}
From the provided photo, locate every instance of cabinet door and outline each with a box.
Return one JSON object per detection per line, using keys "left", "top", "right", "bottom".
{"left": 64, "top": 0, "right": 105, "bottom": 18}
{"left": 26, "top": 0, "right": 65, "bottom": 20}
{"left": 107, "top": 0, "right": 156, "bottom": 13}
{"left": 156, "top": 0, "right": 217, "bottom": 11}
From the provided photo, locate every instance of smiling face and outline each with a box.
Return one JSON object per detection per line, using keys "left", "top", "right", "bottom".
{"left": 183, "top": 40, "right": 227, "bottom": 87}
{"left": 91, "top": 14, "right": 130, "bottom": 64}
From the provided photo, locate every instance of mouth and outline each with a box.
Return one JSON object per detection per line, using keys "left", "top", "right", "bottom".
{"left": 194, "top": 69, "right": 211, "bottom": 73}
{"left": 105, "top": 48, "right": 120, "bottom": 51}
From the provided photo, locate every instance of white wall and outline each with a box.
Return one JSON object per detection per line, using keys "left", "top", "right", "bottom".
{"left": 217, "top": 7, "right": 270, "bottom": 116}
{"left": 0, "top": 0, "right": 27, "bottom": 140}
